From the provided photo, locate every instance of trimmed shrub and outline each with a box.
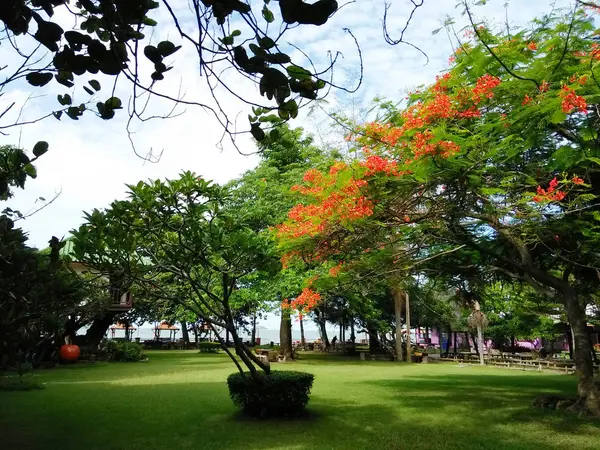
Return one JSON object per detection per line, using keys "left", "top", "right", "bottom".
{"left": 198, "top": 341, "right": 221, "bottom": 353}
{"left": 227, "top": 370, "right": 314, "bottom": 418}
{"left": 101, "top": 340, "right": 146, "bottom": 362}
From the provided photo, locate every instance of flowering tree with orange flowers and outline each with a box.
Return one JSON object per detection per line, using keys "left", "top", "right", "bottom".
{"left": 278, "top": 4, "right": 600, "bottom": 414}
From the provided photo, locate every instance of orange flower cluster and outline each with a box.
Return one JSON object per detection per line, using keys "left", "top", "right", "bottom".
{"left": 360, "top": 155, "right": 399, "bottom": 176}
{"left": 277, "top": 170, "right": 374, "bottom": 240}
{"left": 282, "top": 288, "right": 321, "bottom": 315}
{"left": 471, "top": 74, "right": 501, "bottom": 102}
{"left": 328, "top": 262, "right": 344, "bottom": 277}
{"left": 572, "top": 176, "right": 584, "bottom": 185}
{"left": 533, "top": 177, "right": 566, "bottom": 202}
{"left": 527, "top": 42, "right": 537, "bottom": 51}
{"left": 560, "top": 86, "right": 587, "bottom": 113}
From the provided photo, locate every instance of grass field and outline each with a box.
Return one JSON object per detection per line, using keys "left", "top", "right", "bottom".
{"left": 1, "top": 351, "right": 598, "bottom": 450}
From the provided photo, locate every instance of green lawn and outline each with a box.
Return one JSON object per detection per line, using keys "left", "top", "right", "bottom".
{"left": 1, "top": 351, "right": 598, "bottom": 450}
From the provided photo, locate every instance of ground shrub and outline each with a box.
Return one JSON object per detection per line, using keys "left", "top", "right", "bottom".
{"left": 198, "top": 342, "right": 221, "bottom": 353}
{"left": 227, "top": 370, "right": 314, "bottom": 418}
{"left": 101, "top": 340, "right": 146, "bottom": 362}
{"left": 0, "top": 376, "right": 45, "bottom": 391}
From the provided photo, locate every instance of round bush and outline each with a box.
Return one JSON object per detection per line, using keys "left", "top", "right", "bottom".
{"left": 101, "top": 340, "right": 146, "bottom": 362}
{"left": 227, "top": 370, "right": 315, "bottom": 418}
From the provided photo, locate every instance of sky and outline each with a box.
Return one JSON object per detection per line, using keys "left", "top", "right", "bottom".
{"left": 0, "top": 0, "right": 572, "bottom": 332}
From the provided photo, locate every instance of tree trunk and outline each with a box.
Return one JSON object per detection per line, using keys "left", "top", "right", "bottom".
{"left": 350, "top": 319, "right": 355, "bottom": 345}
{"left": 562, "top": 289, "right": 599, "bottom": 415}
{"left": 474, "top": 301, "right": 485, "bottom": 365}
{"left": 367, "top": 324, "right": 380, "bottom": 354}
{"left": 123, "top": 319, "right": 131, "bottom": 341}
{"left": 225, "top": 329, "right": 230, "bottom": 346}
{"left": 181, "top": 321, "right": 190, "bottom": 344}
{"left": 393, "top": 290, "right": 403, "bottom": 362}
{"left": 299, "top": 316, "right": 306, "bottom": 348}
{"left": 251, "top": 313, "right": 257, "bottom": 346}
{"left": 85, "top": 311, "right": 119, "bottom": 349}
{"left": 405, "top": 292, "right": 411, "bottom": 364}
{"left": 453, "top": 331, "right": 458, "bottom": 354}
{"left": 279, "top": 307, "right": 293, "bottom": 358}
{"left": 317, "top": 313, "right": 330, "bottom": 349}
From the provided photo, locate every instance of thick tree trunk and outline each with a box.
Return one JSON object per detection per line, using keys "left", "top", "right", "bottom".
{"left": 85, "top": 311, "right": 119, "bottom": 349}
{"left": 225, "top": 329, "right": 230, "bottom": 346}
{"left": 181, "top": 321, "right": 190, "bottom": 344}
{"left": 251, "top": 313, "right": 257, "bottom": 346}
{"left": 350, "top": 319, "right": 355, "bottom": 345}
{"left": 299, "top": 316, "right": 306, "bottom": 348}
{"left": 367, "top": 324, "right": 380, "bottom": 354}
{"left": 562, "top": 289, "right": 599, "bottom": 415}
{"left": 279, "top": 307, "right": 293, "bottom": 358}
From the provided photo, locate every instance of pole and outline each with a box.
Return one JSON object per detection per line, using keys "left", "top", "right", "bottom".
{"left": 394, "top": 290, "right": 403, "bottom": 362}
{"left": 405, "top": 292, "right": 411, "bottom": 364}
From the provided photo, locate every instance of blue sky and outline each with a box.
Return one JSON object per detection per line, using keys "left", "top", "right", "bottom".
{"left": 0, "top": 1, "right": 572, "bottom": 331}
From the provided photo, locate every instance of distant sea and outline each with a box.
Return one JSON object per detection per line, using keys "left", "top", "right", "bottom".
{"left": 105, "top": 325, "right": 366, "bottom": 345}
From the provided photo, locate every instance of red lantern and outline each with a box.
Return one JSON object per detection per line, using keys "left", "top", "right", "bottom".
{"left": 59, "top": 344, "right": 81, "bottom": 362}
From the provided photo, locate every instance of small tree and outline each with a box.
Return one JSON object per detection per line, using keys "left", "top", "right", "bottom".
{"left": 72, "top": 172, "right": 278, "bottom": 377}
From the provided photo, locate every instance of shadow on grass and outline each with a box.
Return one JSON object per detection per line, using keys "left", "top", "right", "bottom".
{"left": 364, "top": 373, "right": 600, "bottom": 438}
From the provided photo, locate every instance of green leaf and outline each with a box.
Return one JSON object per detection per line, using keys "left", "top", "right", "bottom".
{"left": 250, "top": 124, "right": 266, "bottom": 141}
{"left": 262, "top": 5, "right": 274, "bottom": 23}
{"left": 258, "top": 37, "right": 275, "bottom": 49}
{"left": 89, "top": 79, "right": 101, "bottom": 91}
{"left": 83, "top": 86, "right": 94, "bottom": 95}
{"left": 232, "top": 30, "right": 242, "bottom": 37}
{"left": 53, "top": 111, "right": 62, "bottom": 120}
{"left": 26, "top": 72, "right": 53, "bottom": 87}
{"left": 432, "top": 27, "right": 442, "bottom": 35}
{"left": 286, "top": 65, "right": 312, "bottom": 81}
{"left": 266, "top": 53, "right": 291, "bottom": 64}
{"left": 32, "top": 141, "right": 49, "bottom": 157}
{"left": 142, "top": 17, "right": 158, "bottom": 26}
{"left": 157, "top": 41, "right": 181, "bottom": 57}
{"left": 586, "top": 157, "right": 600, "bottom": 166}
{"left": 105, "top": 97, "right": 122, "bottom": 109}
{"left": 550, "top": 110, "right": 566, "bottom": 124}
{"left": 57, "top": 94, "right": 72, "bottom": 106}
{"left": 221, "top": 36, "right": 234, "bottom": 46}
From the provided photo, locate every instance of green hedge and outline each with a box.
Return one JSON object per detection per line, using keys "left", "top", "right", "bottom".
{"left": 227, "top": 370, "right": 314, "bottom": 418}
{"left": 101, "top": 340, "right": 146, "bottom": 362}
{"left": 198, "top": 342, "right": 221, "bottom": 353}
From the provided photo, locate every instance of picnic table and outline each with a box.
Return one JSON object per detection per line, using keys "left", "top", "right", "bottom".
{"left": 255, "top": 348, "right": 278, "bottom": 362}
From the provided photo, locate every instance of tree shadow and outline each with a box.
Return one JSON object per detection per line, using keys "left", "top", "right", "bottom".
{"left": 362, "top": 372, "right": 600, "bottom": 439}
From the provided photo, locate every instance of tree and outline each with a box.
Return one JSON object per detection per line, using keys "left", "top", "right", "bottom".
{"left": 0, "top": 0, "right": 403, "bottom": 144}
{"left": 227, "top": 125, "right": 331, "bottom": 356}
{"left": 277, "top": 5, "right": 600, "bottom": 414}
{"left": 72, "top": 171, "right": 280, "bottom": 377}
{"left": 0, "top": 144, "right": 84, "bottom": 368}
